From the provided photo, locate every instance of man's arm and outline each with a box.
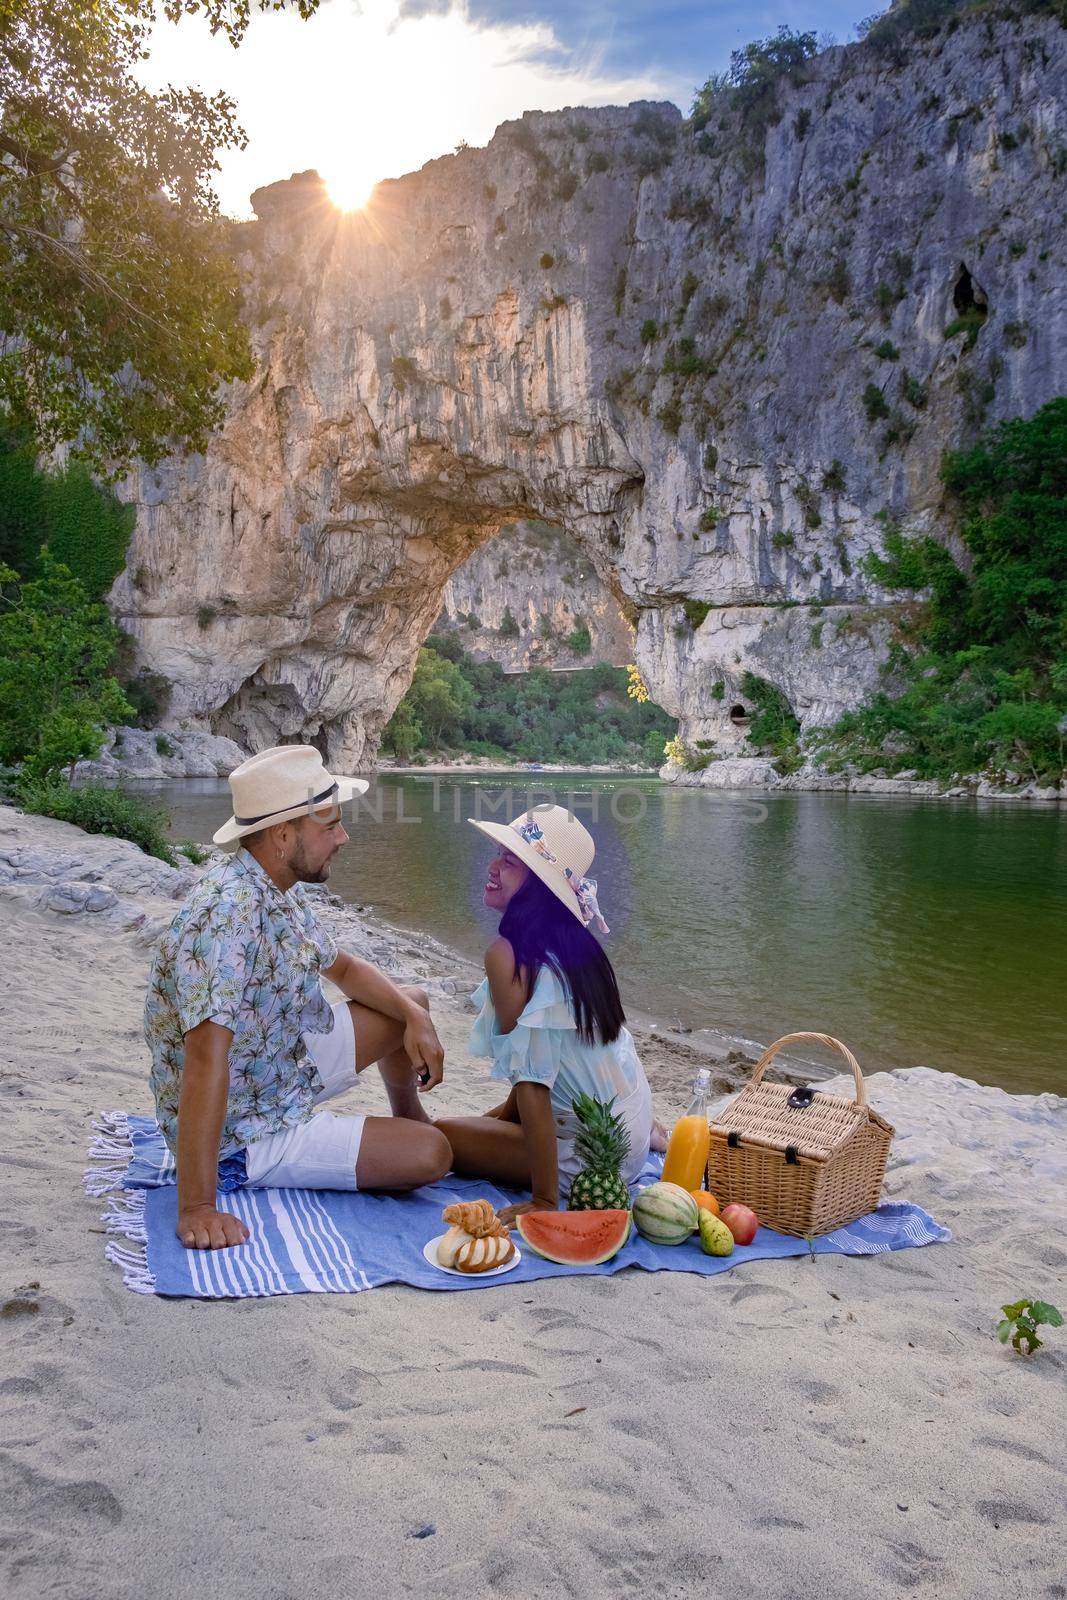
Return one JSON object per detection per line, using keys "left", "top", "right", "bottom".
{"left": 176, "top": 1019, "right": 250, "bottom": 1250}
{"left": 323, "top": 951, "right": 445, "bottom": 1087}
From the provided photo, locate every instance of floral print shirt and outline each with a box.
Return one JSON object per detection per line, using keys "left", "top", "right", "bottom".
{"left": 144, "top": 847, "right": 339, "bottom": 1157}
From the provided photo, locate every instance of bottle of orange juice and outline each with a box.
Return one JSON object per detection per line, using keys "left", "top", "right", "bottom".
{"left": 661, "top": 1068, "right": 712, "bottom": 1191}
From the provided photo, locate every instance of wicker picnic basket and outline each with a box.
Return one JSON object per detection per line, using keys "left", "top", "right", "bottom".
{"left": 706, "top": 1032, "right": 894, "bottom": 1237}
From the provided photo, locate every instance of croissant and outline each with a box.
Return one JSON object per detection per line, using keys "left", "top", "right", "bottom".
{"left": 436, "top": 1224, "right": 469, "bottom": 1269}
{"left": 454, "top": 1233, "right": 515, "bottom": 1273}
{"left": 442, "top": 1200, "right": 509, "bottom": 1239}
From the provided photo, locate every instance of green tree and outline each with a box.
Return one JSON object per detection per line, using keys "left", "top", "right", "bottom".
{"left": 0, "top": 0, "right": 319, "bottom": 474}
{"left": 692, "top": 26, "right": 819, "bottom": 129}
{"left": 0, "top": 433, "right": 134, "bottom": 596}
{"left": 381, "top": 696, "right": 422, "bottom": 762}
{"left": 0, "top": 553, "right": 134, "bottom": 780}
{"left": 816, "top": 399, "right": 1067, "bottom": 782}
{"left": 403, "top": 646, "right": 473, "bottom": 747}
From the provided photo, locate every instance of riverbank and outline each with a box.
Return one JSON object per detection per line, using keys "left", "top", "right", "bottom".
{"left": 662, "top": 756, "right": 1066, "bottom": 804}
{"left": 0, "top": 802, "right": 1064, "bottom": 1598}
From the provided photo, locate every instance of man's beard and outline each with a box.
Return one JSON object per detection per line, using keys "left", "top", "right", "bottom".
{"left": 290, "top": 843, "right": 330, "bottom": 883}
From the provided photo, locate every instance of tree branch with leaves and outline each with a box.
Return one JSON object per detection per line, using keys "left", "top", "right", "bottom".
{"left": 0, "top": 0, "right": 319, "bottom": 474}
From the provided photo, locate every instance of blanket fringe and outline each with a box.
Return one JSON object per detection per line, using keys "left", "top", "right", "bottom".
{"left": 85, "top": 1112, "right": 157, "bottom": 1294}
{"left": 84, "top": 1110, "right": 133, "bottom": 1199}
{"left": 101, "top": 1189, "right": 156, "bottom": 1294}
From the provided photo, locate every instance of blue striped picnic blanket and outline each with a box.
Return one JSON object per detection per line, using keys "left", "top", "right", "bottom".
{"left": 85, "top": 1111, "right": 951, "bottom": 1299}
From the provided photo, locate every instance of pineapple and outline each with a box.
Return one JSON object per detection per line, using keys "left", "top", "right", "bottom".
{"left": 568, "top": 1094, "right": 632, "bottom": 1211}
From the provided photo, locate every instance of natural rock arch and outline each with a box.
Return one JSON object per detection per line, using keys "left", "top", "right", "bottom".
{"left": 111, "top": 18, "right": 1067, "bottom": 765}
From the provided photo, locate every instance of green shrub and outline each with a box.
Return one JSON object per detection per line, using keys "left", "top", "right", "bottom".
{"left": 794, "top": 108, "right": 811, "bottom": 139}
{"left": 821, "top": 459, "right": 847, "bottom": 493}
{"left": 177, "top": 840, "right": 212, "bottom": 865}
{"left": 683, "top": 599, "right": 713, "bottom": 631}
{"left": 741, "top": 671, "right": 803, "bottom": 771}
{"left": 796, "top": 479, "right": 822, "bottom": 529}
{"left": 699, "top": 507, "right": 719, "bottom": 531}
{"left": 863, "top": 383, "right": 891, "bottom": 423}
{"left": 944, "top": 308, "right": 986, "bottom": 348}
{"left": 826, "top": 258, "right": 850, "bottom": 304}
{"left": 658, "top": 397, "right": 684, "bottom": 435}
{"left": 640, "top": 318, "right": 659, "bottom": 344}
{"left": 874, "top": 339, "right": 900, "bottom": 361}
{"left": 0, "top": 554, "right": 133, "bottom": 781}
{"left": 539, "top": 252, "right": 555, "bottom": 269}
{"left": 586, "top": 150, "right": 610, "bottom": 174}
{"left": 196, "top": 604, "right": 217, "bottom": 630}
{"left": 498, "top": 606, "right": 520, "bottom": 639}
{"left": 704, "top": 444, "right": 719, "bottom": 473}
{"left": 155, "top": 734, "right": 175, "bottom": 757}
{"left": 19, "top": 779, "right": 177, "bottom": 864}
{"left": 565, "top": 622, "right": 592, "bottom": 656}
{"left": 901, "top": 370, "right": 928, "bottom": 408}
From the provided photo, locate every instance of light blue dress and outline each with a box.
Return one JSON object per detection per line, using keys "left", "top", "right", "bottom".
{"left": 469, "top": 966, "right": 653, "bottom": 1195}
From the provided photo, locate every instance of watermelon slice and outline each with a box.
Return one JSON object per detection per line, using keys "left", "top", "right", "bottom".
{"left": 516, "top": 1209, "right": 631, "bottom": 1266}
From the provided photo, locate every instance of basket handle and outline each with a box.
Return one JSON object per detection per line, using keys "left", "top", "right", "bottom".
{"left": 747, "top": 1032, "right": 867, "bottom": 1107}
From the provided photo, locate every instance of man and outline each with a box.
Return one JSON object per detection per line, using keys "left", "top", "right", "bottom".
{"left": 144, "top": 745, "right": 452, "bottom": 1251}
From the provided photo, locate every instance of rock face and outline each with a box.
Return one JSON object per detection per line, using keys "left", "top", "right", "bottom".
{"left": 434, "top": 520, "right": 633, "bottom": 670}
{"left": 74, "top": 726, "right": 248, "bottom": 782}
{"left": 111, "top": 17, "right": 1067, "bottom": 767}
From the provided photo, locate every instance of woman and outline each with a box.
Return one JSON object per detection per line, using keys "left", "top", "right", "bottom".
{"left": 436, "top": 805, "right": 653, "bottom": 1225}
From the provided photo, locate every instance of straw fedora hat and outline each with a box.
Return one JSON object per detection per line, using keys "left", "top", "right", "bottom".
{"left": 468, "top": 804, "right": 608, "bottom": 932}
{"left": 213, "top": 745, "right": 369, "bottom": 846}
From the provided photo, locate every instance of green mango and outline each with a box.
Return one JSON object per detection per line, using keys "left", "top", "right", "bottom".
{"left": 698, "top": 1209, "right": 735, "bottom": 1257}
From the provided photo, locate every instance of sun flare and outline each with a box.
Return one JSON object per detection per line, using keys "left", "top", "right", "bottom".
{"left": 324, "top": 169, "right": 376, "bottom": 212}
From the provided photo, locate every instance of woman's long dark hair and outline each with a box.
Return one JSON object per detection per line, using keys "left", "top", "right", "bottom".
{"left": 498, "top": 872, "right": 624, "bottom": 1045}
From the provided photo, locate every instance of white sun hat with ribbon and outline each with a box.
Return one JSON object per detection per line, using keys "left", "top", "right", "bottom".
{"left": 468, "top": 803, "right": 609, "bottom": 933}
{"left": 213, "top": 745, "right": 369, "bottom": 846}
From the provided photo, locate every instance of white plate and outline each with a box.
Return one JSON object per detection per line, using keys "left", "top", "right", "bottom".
{"left": 423, "top": 1233, "right": 522, "bottom": 1278}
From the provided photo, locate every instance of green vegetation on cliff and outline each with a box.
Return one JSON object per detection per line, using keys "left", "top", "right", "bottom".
{"left": 382, "top": 637, "right": 675, "bottom": 767}
{"left": 812, "top": 399, "right": 1067, "bottom": 783}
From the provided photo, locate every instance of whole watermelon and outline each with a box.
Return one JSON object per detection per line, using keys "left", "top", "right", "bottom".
{"left": 632, "top": 1182, "right": 699, "bottom": 1245}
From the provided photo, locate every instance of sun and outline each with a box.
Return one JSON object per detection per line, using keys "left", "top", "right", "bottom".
{"left": 323, "top": 169, "right": 377, "bottom": 212}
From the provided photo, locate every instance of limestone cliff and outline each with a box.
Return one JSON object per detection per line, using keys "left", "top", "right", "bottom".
{"left": 112, "top": 15, "right": 1067, "bottom": 767}
{"left": 434, "top": 521, "right": 633, "bottom": 670}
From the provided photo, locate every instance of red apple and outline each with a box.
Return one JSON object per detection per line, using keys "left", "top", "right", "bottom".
{"left": 721, "top": 1203, "right": 758, "bottom": 1245}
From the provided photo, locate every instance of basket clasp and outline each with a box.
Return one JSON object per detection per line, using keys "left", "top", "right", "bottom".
{"left": 786, "top": 1084, "right": 816, "bottom": 1110}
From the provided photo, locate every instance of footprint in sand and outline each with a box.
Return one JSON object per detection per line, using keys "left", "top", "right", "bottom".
{"left": 975, "top": 1435, "right": 1053, "bottom": 1466}
{"left": 974, "top": 1499, "right": 1051, "bottom": 1528}
{"left": 0, "top": 1453, "right": 122, "bottom": 1528}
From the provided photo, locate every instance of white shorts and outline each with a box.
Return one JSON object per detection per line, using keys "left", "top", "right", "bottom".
{"left": 243, "top": 1002, "right": 366, "bottom": 1191}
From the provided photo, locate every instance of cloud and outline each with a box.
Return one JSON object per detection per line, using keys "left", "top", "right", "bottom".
{"left": 137, "top": 0, "right": 683, "bottom": 217}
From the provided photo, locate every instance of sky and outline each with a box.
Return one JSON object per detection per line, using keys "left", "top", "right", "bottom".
{"left": 138, "top": 0, "right": 885, "bottom": 218}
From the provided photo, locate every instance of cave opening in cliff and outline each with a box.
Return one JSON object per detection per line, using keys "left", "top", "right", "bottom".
{"left": 952, "top": 263, "right": 989, "bottom": 322}
{"left": 728, "top": 703, "right": 750, "bottom": 729}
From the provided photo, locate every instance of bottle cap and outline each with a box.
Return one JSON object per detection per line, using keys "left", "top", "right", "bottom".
{"left": 694, "top": 1067, "right": 712, "bottom": 1088}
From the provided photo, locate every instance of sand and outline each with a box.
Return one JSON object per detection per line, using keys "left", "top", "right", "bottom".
{"left": 1, "top": 803, "right": 1065, "bottom": 1600}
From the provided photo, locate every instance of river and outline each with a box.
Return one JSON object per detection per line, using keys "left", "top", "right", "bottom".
{"left": 146, "top": 772, "right": 1066, "bottom": 1096}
